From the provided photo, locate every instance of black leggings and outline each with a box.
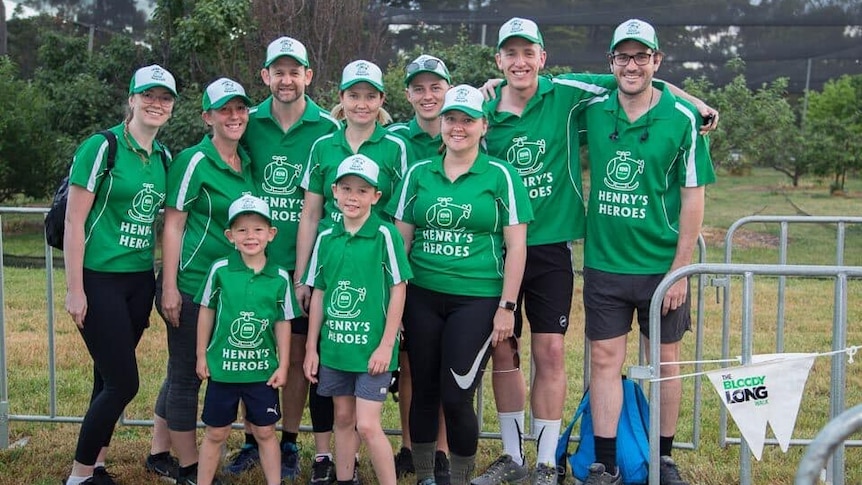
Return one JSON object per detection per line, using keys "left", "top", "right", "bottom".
{"left": 75, "top": 269, "right": 154, "bottom": 465}
{"left": 404, "top": 285, "right": 496, "bottom": 457}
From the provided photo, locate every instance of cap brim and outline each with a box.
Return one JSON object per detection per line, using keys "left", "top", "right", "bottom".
{"left": 336, "top": 172, "right": 378, "bottom": 187}
{"left": 441, "top": 106, "right": 484, "bottom": 119}
{"left": 208, "top": 94, "right": 253, "bottom": 110}
{"left": 228, "top": 209, "right": 272, "bottom": 226}
{"left": 405, "top": 69, "right": 451, "bottom": 86}
{"left": 264, "top": 53, "right": 309, "bottom": 68}
{"left": 131, "top": 82, "right": 178, "bottom": 97}
{"left": 497, "top": 33, "right": 543, "bottom": 50}
{"left": 340, "top": 79, "right": 384, "bottom": 93}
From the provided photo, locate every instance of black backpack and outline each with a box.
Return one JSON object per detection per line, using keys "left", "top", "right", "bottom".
{"left": 44, "top": 130, "right": 119, "bottom": 250}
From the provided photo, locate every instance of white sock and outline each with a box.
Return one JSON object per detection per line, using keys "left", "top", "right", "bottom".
{"left": 315, "top": 453, "right": 333, "bottom": 460}
{"left": 499, "top": 410, "right": 525, "bottom": 466}
{"left": 66, "top": 476, "right": 92, "bottom": 485}
{"left": 534, "top": 418, "right": 562, "bottom": 466}
{"left": 94, "top": 461, "right": 105, "bottom": 469}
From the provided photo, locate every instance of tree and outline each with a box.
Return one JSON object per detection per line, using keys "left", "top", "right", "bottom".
{"left": 804, "top": 74, "right": 862, "bottom": 192}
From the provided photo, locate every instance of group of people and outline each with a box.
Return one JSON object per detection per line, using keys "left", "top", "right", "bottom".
{"left": 61, "top": 15, "right": 716, "bottom": 485}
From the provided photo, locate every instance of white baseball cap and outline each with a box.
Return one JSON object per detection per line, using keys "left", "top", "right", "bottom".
{"left": 202, "top": 77, "right": 252, "bottom": 111}
{"left": 264, "top": 36, "right": 309, "bottom": 68}
{"left": 610, "top": 19, "right": 660, "bottom": 52}
{"left": 440, "top": 84, "right": 485, "bottom": 119}
{"left": 497, "top": 17, "right": 544, "bottom": 49}
{"left": 335, "top": 154, "right": 380, "bottom": 187}
{"left": 129, "top": 64, "right": 177, "bottom": 97}
{"left": 340, "top": 60, "right": 384, "bottom": 93}
{"left": 228, "top": 194, "right": 272, "bottom": 226}
{"left": 405, "top": 54, "right": 451, "bottom": 86}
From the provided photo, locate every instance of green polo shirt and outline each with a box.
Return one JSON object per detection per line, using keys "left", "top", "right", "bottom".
{"left": 244, "top": 96, "right": 341, "bottom": 269}
{"left": 68, "top": 124, "right": 169, "bottom": 272}
{"left": 387, "top": 117, "right": 442, "bottom": 162}
{"left": 302, "top": 214, "right": 412, "bottom": 372}
{"left": 581, "top": 85, "right": 716, "bottom": 274}
{"left": 301, "top": 124, "right": 409, "bottom": 229}
{"left": 484, "top": 74, "right": 615, "bottom": 246}
{"left": 167, "top": 135, "right": 256, "bottom": 295}
{"left": 387, "top": 153, "right": 533, "bottom": 297}
{"left": 196, "top": 251, "right": 298, "bottom": 383}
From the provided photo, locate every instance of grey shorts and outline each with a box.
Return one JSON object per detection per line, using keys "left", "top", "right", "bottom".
{"left": 316, "top": 366, "right": 391, "bottom": 402}
{"left": 583, "top": 267, "right": 691, "bottom": 343}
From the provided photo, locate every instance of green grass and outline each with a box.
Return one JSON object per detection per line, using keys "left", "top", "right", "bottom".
{"left": 1, "top": 168, "right": 862, "bottom": 484}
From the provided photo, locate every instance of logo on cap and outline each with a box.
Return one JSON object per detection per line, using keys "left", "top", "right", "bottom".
{"left": 625, "top": 20, "right": 643, "bottom": 35}
{"left": 240, "top": 197, "right": 257, "bottom": 210}
{"left": 454, "top": 87, "right": 470, "bottom": 103}
{"left": 509, "top": 19, "right": 525, "bottom": 33}
{"left": 221, "top": 79, "right": 239, "bottom": 94}
{"left": 348, "top": 156, "right": 366, "bottom": 170}
{"left": 150, "top": 67, "right": 166, "bottom": 81}
{"left": 279, "top": 38, "right": 295, "bottom": 53}
{"left": 354, "top": 62, "right": 370, "bottom": 76}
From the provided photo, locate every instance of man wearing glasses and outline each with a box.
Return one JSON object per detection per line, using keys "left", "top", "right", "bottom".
{"left": 577, "top": 19, "right": 715, "bottom": 485}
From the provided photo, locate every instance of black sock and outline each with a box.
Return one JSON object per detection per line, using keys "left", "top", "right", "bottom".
{"left": 660, "top": 435, "right": 675, "bottom": 457}
{"left": 594, "top": 436, "right": 617, "bottom": 472}
{"left": 245, "top": 432, "right": 258, "bottom": 447}
{"left": 178, "top": 463, "right": 197, "bottom": 477}
{"left": 337, "top": 481, "right": 354, "bottom": 485}
{"left": 282, "top": 431, "right": 298, "bottom": 446}
{"left": 149, "top": 451, "right": 170, "bottom": 460}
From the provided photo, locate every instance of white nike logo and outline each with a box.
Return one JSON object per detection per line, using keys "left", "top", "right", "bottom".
{"left": 450, "top": 335, "right": 493, "bottom": 390}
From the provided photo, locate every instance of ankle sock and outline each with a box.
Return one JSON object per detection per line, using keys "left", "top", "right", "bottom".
{"left": 594, "top": 436, "right": 617, "bottom": 471}
{"left": 660, "top": 435, "right": 674, "bottom": 457}
{"left": 282, "top": 431, "right": 298, "bottom": 446}
{"left": 65, "top": 476, "right": 92, "bottom": 485}
{"left": 498, "top": 410, "right": 525, "bottom": 466}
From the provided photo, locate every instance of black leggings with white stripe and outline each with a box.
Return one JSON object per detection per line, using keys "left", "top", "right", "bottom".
{"left": 403, "top": 284, "right": 496, "bottom": 457}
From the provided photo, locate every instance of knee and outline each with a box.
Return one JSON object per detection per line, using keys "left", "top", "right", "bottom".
{"left": 356, "top": 418, "right": 382, "bottom": 442}
{"left": 533, "top": 339, "right": 565, "bottom": 374}
{"left": 204, "top": 426, "right": 230, "bottom": 443}
{"left": 251, "top": 424, "right": 276, "bottom": 443}
{"left": 590, "top": 343, "right": 623, "bottom": 375}
{"left": 333, "top": 408, "right": 355, "bottom": 430}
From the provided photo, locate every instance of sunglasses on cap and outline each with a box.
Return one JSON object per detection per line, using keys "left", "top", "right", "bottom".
{"left": 406, "top": 58, "right": 444, "bottom": 75}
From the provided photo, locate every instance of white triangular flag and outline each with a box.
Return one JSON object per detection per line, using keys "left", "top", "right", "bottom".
{"left": 751, "top": 353, "right": 817, "bottom": 452}
{"left": 706, "top": 353, "right": 817, "bottom": 460}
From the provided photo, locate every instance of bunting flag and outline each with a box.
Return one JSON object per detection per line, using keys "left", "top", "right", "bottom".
{"left": 705, "top": 353, "right": 817, "bottom": 460}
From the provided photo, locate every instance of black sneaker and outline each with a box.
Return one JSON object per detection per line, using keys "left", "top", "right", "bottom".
{"left": 145, "top": 452, "right": 180, "bottom": 481}
{"left": 92, "top": 467, "right": 118, "bottom": 485}
{"left": 659, "top": 456, "right": 689, "bottom": 485}
{"left": 281, "top": 441, "right": 301, "bottom": 480}
{"left": 224, "top": 444, "right": 260, "bottom": 474}
{"left": 352, "top": 458, "right": 362, "bottom": 485}
{"left": 309, "top": 455, "right": 336, "bottom": 484}
{"left": 434, "top": 451, "right": 450, "bottom": 485}
{"left": 176, "top": 463, "right": 198, "bottom": 485}
{"left": 395, "top": 447, "right": 415, "bottom": 477}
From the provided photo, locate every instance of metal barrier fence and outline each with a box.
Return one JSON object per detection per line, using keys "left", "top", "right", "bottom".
{"left": 718, "top": 216, "right": 862, "bottom": 485}
{"left": 795, "top": 404, "right": 862, "bottom": 485}
{"left": 634, "top": 263, "right": 862, "bottom": 485}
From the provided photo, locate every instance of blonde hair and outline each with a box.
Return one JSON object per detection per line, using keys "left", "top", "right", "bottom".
{"left": 330, "top": 103, "right": 393, "bottom": 125}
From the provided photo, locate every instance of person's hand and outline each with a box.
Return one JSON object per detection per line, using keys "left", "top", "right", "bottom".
{"left": 491, "top": 307, "right": 515, "bottom": 347}
{"left": 368, "top": 345, "right": 392, "bottom": 376}
{"left": 267, "top": 366, "right": 288, "bottom": 388}
{"left": 160, "top": 287, "right": 182, "bottom": 327}
{"left": 662, "top": 278, "right": 689, "bottom": 316}
{"left": 195, "top": 356, "right": 210, "bottom": 380}
{"left": 295, "top": 284, "right": 311, "bottom": 316}
{"left": 696, "top": 103, "right": 719, "bottom": 134}
{"left": 480, "top": 78, "right": 504, "bottom": 101}
{"left": 65, "top": 289, "right": 88, "bottom": 329}
{"left": 303, "top": 349, "right": 319, "bottom": 383}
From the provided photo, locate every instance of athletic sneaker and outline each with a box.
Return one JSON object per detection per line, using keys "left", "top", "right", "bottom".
{"left": 659, "top": 456, "right": 689, "bottom": 485}
{"left": 224, "top": 444, "right": 259, "bottom": 474}
{"left": 583, "top": 463, "right": 621, "bottom": 485}
{"left": 281, "top": 441, "right": 301, "bottom": 480}
{"left": 529, "top": 463, "right": 555, "bottom": 485}
{"left": 395, "top": 446, "right": 415, "bottom": 477}
{"left": 145, "top": 452, "right": 180, "bottom": 481}
{"left": 434, "top": 451, "right": 451, "bottom": 485}
{"left": 417, "top": 479, "right": 437, "bottom": 485}
{"left": 309, "top": 455, "right": 336, "bottom": 484}
{"left": 352, "top": 458, "right": 362, "bottom": 485}
{"left": 470, "top": 454, "right": 528, "bottom": 484}
{"left": 92, "top": 467, "right": 118, "bottom": 485}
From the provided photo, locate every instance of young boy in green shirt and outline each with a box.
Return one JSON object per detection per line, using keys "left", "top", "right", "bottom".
{"left": 194, "top": 194, "right": 298, "bottom": 485}
{"left": 302, "top": 154, "right": 413, "bottom": 485}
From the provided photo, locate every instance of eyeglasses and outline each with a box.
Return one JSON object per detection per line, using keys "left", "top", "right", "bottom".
{"left": 609, "top": 52, "right": 654, "bottom": 66}
{"left": 406, "top": 58, "right": 444, "bottom": 75}
{"left": 139, "top": 90, "right": 176, "bottom": 106}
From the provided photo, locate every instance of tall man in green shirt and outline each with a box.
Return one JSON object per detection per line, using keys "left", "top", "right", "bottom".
{"left": 578, "top": 20, "right": 715, "bottom": 485}
{"left": 232, "top": 35, "right": 341, "bottom": 483}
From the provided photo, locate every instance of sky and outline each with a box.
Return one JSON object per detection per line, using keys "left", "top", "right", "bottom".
{"left": 5, "top": 0, "right": 37, "bottom": 19}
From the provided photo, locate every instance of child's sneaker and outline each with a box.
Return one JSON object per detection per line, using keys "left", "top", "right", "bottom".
{"left": 434, "top": 451, "right": 451, "bottom": 485}
{"left": 309, "top": 455, "right": 336, "bottom": 484}
{"left": 281, "top": 441, "right": 301, "bottom": 479}
{"left": 395, "top": 447, "right": 415, "bottom": 477}
{"left": 145, "top": 452, "right": 179, "bottom": 481}
{"left": 224, "top": 444, "right": 259, "bottom": 474}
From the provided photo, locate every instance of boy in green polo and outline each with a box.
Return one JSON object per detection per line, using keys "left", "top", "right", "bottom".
{"left": 303, "top": 154, "right": 412, "bottom": 485}
{"left": 194, "top": 194, "right": 298, "bottom": 485}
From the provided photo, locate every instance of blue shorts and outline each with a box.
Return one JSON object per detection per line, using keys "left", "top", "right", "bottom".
{"left": 201, "top": 380, "right": 281, "bottom": 427}
{"left": 316, "top": 366, "right": 391, "bottom": 402}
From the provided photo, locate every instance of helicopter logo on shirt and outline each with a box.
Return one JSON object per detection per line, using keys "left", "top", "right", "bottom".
{"left": 261, "top": 155, "right": 303, "bottom": 195}
{"left": 425, "top": 197, "right": 472, "bottom": 231}
{"left": 604, "top": 150, "right": 644, "bottom": 192}
{"left": 127, "top": 183, "right": 165, "bottom": 223}
{"left": 228, "top": 311, "right": 270, "bottom": 349}
{"left": 506, "top": 136, "right": 546, "bottom": 176}
{"left": 329, "top": 281, "right": 366, "bottom": 319}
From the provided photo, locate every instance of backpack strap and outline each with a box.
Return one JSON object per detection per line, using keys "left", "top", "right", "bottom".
{"left": 622, "top": 379, "right": 651, "bottom": 462}
{"left": 97, "top": 130, "right": 118, "bottom": 172}
{"left": 555, "top": 389, "right": 590, "bottom": 470}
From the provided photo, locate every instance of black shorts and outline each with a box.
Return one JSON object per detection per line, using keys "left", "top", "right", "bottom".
{"left": 582, "top": 267, "right": 691, "bottom": 343}
{"left": 514, "top": 242, "right": 574, "bottom": 337}
{"left": 201, "top": 380, "right": 280, "bottom": 428}
{"left": 288, "top": 270, "right": 309, "bottom": 335}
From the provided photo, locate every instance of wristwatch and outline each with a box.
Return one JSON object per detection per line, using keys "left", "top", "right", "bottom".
{"left": 499, "top": 300, "right": 517, "bottom": 312}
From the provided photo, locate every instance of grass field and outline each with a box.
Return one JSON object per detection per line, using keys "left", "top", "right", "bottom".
{"left": 1, "top": 168, "right": 861, "bottom": 484}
